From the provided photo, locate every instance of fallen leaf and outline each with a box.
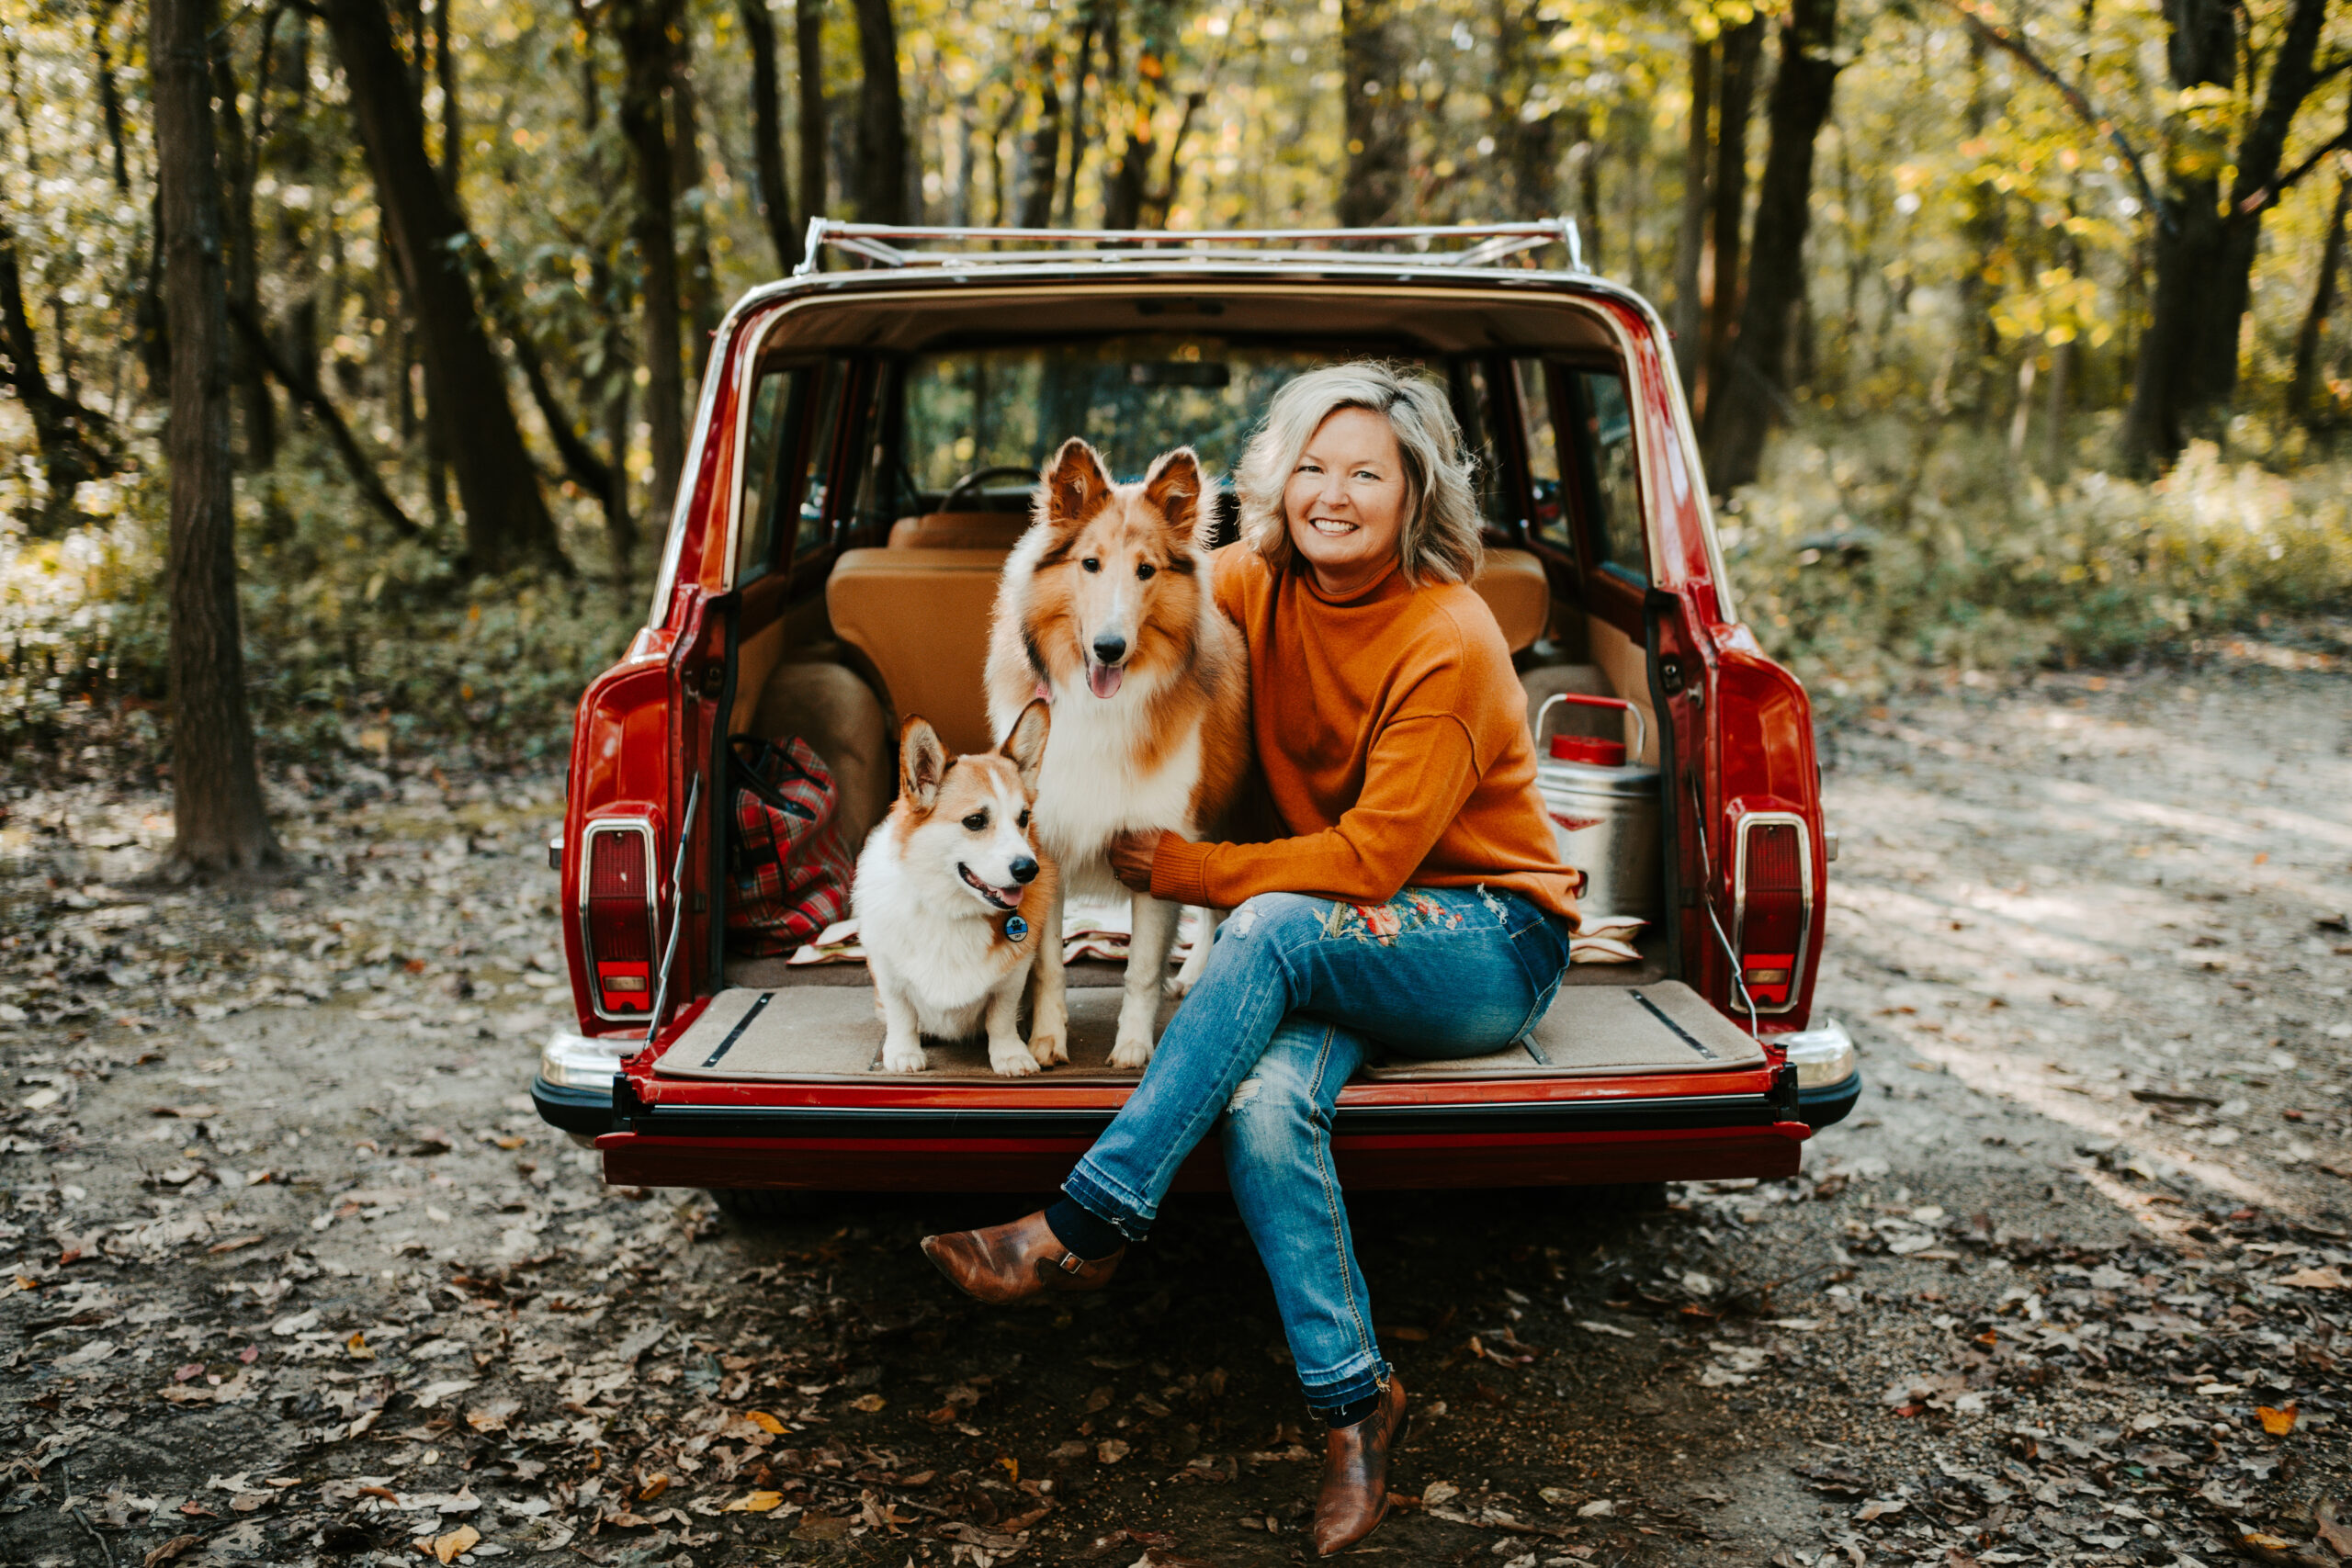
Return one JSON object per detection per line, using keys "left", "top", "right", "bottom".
{"left": 744, "top": 1409, "right": 786, "bottom": 1434}
{"left": 1857, "top": 1498, "right": 1906, "bottom": 1521}
{"left": 2281, "top": 1266, "right": 2348, "bottom": 1290}
{"left": 637, "top": 1475, "right": 669, "bottom": 1503}
{"left": 1423, "top": 1482, "right": 1460, "bottom": 1507}
{"left": 206, "top": 1234, "right": 265, "bottom": 1257}
{"left": 848, "top": 1393, "right": 886, "bottom": 1413}
{"left": 142, "top": 1537, "right": 200, "bottom": 1567}
{"left": 1577, "top": 1499, "right": 1616, "bottom": 1517}
{"left": 430, "top": 1524, "right": 481, "bottom": 1563}
{"left": 722, "top": 1491, "right": 784, "bottom": 1513}
{"left": 2257, "top": 1404, "right": 2299, "bottom": 1435}
{"left": 1097, "top": 1438, "right": 1131, "bottom": 1463}
{"left": 2317, "top": 1497, "right": 2352, "bottom": 1556}
{"left": 793, "top": 1514, "right": 852, "bottom": 1541}
{"left": 345, "top": 1331, "right": 374, "bottom": 1360}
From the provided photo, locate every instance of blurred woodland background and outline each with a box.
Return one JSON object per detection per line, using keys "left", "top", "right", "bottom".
{"left": 2, "top": 0, "right": 2351, "bottom": 871}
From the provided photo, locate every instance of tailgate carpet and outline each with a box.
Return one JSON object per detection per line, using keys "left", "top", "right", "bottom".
{"left": 656, "top": 980, "right": 1761, "bottom": 1082}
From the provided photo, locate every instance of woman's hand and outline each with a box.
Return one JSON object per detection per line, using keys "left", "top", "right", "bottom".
{"left": 1106, "top": 829, "right": 1167, "bottom": 894}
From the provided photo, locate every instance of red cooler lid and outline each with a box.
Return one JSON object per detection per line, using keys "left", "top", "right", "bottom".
{"left": 1549, "top": 734, "right": 1627, "bottom": 767}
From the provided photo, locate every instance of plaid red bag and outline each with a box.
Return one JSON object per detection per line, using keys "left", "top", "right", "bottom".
{"left": 724, "top": 735, "right": 854, "bottom": 957}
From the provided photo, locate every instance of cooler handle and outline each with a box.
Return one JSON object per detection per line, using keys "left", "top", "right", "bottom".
{"left": 1534, "top": 692, "right": 1645, "bottom": 762}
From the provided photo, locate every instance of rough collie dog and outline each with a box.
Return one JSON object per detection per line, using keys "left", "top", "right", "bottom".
{"left": 854, "top": 702, "right": 1058, "bottom": 1077}
{"left": 985, "top": 439, "right": 1250, "bottom": 1071}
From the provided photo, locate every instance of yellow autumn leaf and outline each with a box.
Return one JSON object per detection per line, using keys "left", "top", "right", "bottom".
{"left": 723, "top": 1490, "right": 785, "bottom": 1513}
{"left": 745, "top": 1409, "right": 786, "bottom": 1434}
{"left": 2257, "top": 1404, "right": 2299, "bottom": 1436}
{"left": 849, "top": 1393, "right": 887, "bottom": 1413}
{"left": 432, "top": 1524, "right": 480, "bottom": 1564}
{"left": 345, "top": 1332, "right": 374, "bottom": 1360}
{"left": 637, "top": 1474, "right": 669, "bottom": 1503}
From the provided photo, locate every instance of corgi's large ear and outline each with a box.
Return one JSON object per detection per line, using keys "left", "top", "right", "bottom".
{"left": 1141, "top": 447, "right": 1205, "bottom": 546}
{"left": 999, "top": 698, "right": 1051, "bottom": 793}
{"left": 1042, "top": 437, "right": 1114, "bottom": 530}
{"left": 898, "top": 716, "right": 949, "bottom": 811}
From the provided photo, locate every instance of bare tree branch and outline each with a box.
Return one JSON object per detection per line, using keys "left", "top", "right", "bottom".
{"left": 226, "top": 299, "right": 421, "bottom": 537}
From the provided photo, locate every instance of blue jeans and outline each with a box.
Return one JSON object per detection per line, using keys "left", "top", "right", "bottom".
{"left": 1063, "top": 886, "right": 1571, "bottom": 1415}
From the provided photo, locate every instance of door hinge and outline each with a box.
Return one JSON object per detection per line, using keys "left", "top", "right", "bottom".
{"left": 698, "top": 665, "right": 725, "bottom": 699}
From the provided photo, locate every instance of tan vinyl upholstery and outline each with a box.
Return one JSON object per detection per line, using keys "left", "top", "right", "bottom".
{"left": 745, "top": 662, "right": 893, "bottom": 851}
{"left": 1475, "top": 547, "right": 1551, "bottom": 652}
{"left": 825, "top": 547, "right": 1005, "bottom": 756}
{"left": 888, "top": 513, "right": 1032, "bottom": 551}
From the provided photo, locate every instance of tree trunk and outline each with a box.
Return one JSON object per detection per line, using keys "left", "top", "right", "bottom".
{"left": 2290, "top": 166, "right": 2351, "bottom": 424}
{"left": 671, "top": 21, "right": 720, "bottom": 375}
{"left": 1703, "top": 0, "right": 1840, "bottom": 491}
{"left": 1103, "top": 0, "right": 1178, "bottom": 229}
{"left": 616, "top": 0, "right": 687, "bottom": 531}
{"left": 1671, "top": 36, "right": 1713, "bottom": 380}
{"left": 151, "top": 0, "right": 282, "bottom": 879}
{"left": 1017, "top": 38, "right": 1061, "bottom": 229}
{"left": 1492, "top": 0, "right": 1557, "bottom": 220}
{"left": 1696, "top": 14, "right": 1763, "bottom": 423}
{"left": 91, "top": 0, "right": 131, "bottom": 193}
{"left": 322, "top": 0, "right": 562, "bottom": 571}
{"left": 853, "top": 0, "right": 906, "bottom": 223}
{"left": 210, "top": 33, "right": 276, "bottom": 469}
{"left": 1337, "top": 0, "right": 1406, "bottom": 228}
{"left": 272, "top": 15, "right": 321, "bottom": 397}
{"left": 741, "top": 0, "right": 797, "bottom": 271}
{"left": 2115, "top": 0, "right": 2236, "bottom": 471}
{"left": 797, "top": 0, "right": 826, "bottom": 223}
{"left": 434, "top": 0, "right": 458, "bottom": 187}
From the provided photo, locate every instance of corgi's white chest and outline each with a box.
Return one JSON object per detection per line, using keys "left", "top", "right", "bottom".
{"left": 853, "top": 832, "right": 1016, "bottom": 1035}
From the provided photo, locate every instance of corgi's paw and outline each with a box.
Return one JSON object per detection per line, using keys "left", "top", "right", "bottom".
{"left": 880, "top": 1037, "right": 929, "bottom": 1074}
{"left": 1109, "top": 1023, "right": 1156, "bottom": 1072}
{"left": 1028, "top": 1028, "right": 1069, "bottom": 1067}
{"left": 989, "top": 1040, "right": 1043, "bottom": 1077}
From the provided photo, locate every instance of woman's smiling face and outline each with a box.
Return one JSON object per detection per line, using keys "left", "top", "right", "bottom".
{"left": 1283, "top": 406, "right": 1408, "bottom": 596}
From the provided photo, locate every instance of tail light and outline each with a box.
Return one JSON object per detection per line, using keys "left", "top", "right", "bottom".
{"left": 582, "top": 821, "right": 657, "bottom": 1020}
{"left": 1733, "top": 812, "right": 1812, "bottom": 1012}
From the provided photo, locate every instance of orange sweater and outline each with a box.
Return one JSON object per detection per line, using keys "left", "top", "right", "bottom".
{"left": 1149, "top": 547, "right": 1582, "bottom": 926}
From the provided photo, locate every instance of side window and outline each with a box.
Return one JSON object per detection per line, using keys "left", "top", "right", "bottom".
{"left": 1514, "top": 357, "right": 1564, "bottom": 543}
{"left": 737, "top": 360, "right": 845, "bottom": 583}
{"left": 1566, "top": 369, "right": 1646, "bottom": 585}
{"left": 1452, "top": 357, "right": 1511, "bottom": 529}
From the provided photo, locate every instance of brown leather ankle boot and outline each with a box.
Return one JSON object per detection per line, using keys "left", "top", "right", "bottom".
{"left": 920, "top": 1211, "right": 1124, "bottom": 1305}
{"left": 1313, "top": 1373, "right": 1408, "bottom": 1555}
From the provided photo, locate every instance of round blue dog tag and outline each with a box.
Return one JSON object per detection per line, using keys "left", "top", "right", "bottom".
{"left": 1004, "top": 914, "right": 1028, "bottom": 943}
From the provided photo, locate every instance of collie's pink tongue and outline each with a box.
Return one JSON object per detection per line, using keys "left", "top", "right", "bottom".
{"left": 1088, "top": 661, "right": 1125, "bottom": 699}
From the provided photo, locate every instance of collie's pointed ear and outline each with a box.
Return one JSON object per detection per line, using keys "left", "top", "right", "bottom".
{"left": 1042, "top": 437, "right": 1114, "bottom": 530}
{"left": 1141, "top": 447, "right": 1205, "bottom": 544}
{"left": 898, "top": 716, "right": 949, "bottom": 811}
{"left": 999, "top": 698, "right": 1051, "bottom": 793}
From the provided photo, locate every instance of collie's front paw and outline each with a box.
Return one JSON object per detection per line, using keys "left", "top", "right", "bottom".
{"left": 1028, "top": 1029, "right": 1069, "bottom": 1068}
{"left": 880, "top": 1037, "right": 928, "bottom": 1074}
{"left": 989, "top": 1040, "right": 1043, "bottom": 1077}
{"left": 1108, "top": 1024, "right": 1156, "bottom": 1072}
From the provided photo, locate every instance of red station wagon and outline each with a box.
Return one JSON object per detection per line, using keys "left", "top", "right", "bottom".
{"left": 530, "top": 221, "right": 1860, "bottom": 1205}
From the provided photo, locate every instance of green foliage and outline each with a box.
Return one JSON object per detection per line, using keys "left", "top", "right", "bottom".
{"left": 1728, "top": 424, "right": 2352, "bottom": 697}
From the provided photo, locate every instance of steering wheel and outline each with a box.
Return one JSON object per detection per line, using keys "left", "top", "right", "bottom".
{"left": 941, "top": 464, "right": 1043, "bottom": 513}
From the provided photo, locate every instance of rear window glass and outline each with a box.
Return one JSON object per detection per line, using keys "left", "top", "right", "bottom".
{"left": 1565, "top": 368, "right": 1645, "bottom": 584}
{"left": 1515, "top": 357, "right": 1564, "bottom": 543}
{"left": 739, "top": 361, "right": 846, "bottom": 578}
{"left": 901, "top": 337, "right": 1343, "bottom": 493}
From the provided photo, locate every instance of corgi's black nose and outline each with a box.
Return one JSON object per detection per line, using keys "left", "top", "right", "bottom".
{"left": 1009, "top": 856, "right": 1038, "bottom": 884}
{"left": 1091, "top": 633, "right": 1127, "bottom": 665}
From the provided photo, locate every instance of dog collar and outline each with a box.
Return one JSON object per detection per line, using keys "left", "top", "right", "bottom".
{"left": 1004, "top": 914, "right": 1029, "bottom": 943}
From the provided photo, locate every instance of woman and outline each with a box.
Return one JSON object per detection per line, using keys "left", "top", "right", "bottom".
{"left": 922, "top": 362, "right": 1581, "bottom": 1555}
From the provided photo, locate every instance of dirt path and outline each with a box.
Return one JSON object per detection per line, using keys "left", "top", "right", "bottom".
{"left": 4, "top": 656, "right": 2349, "bottom": 1568}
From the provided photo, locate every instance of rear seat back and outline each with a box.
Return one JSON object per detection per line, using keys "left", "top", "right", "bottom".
{"left": 826, "top": 544, "right": 1554, "bottom": 759}
{"left": 888, "top": 513, "right": 1032, "bottom": 550}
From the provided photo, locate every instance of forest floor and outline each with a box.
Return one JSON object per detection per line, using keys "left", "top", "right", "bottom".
{"left": 3, "top": 648, "right": 2351, "bottom": 1568}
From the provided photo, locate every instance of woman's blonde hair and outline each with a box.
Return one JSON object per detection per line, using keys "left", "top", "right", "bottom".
{"left": 1234, "top": 361, "right": 1482, "bottom": 587}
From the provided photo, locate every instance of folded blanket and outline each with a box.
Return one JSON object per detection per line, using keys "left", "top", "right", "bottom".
{"left": 786, "top": 900, "right": 1645, "bottom": 967}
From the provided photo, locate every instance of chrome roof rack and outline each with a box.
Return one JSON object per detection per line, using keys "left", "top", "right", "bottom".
{"left": 795, "top": 218, "right": 1587, "bottom": 276}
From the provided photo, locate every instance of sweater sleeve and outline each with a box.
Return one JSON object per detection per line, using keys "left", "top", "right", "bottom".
{"left": 1150, "top": 712, "right": 1481, "bottom": 908}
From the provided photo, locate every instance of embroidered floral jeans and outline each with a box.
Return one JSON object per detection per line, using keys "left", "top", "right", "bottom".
{"left": 1062, "top": 886, "right": 1572, "bottom": 1414}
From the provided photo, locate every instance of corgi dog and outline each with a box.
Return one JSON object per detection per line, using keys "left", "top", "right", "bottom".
{"left": 985, "top": 439, "right": 1250, "bottom": 1071}
{"left": 854, "top": 701, "right": 1058, "bottom": 1077}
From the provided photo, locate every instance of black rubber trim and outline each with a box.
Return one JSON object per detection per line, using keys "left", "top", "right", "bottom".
{"left": 1797, "top": 1070, "right": 1862, "bottom": 1131}
{"left": 1629, "top": 987, "right": 1717, "bottom": 1060}
{"left": 614, "top": 1090, "right": 1786, "bottom": 1143}
{"left": 531, "top": 1075, "right": 617, "bottom": 1136}
{"left": 702, "top": 992, "right": 774, "bottom": 1067}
